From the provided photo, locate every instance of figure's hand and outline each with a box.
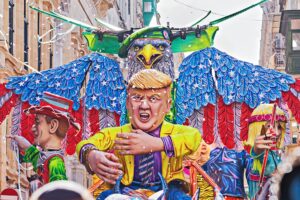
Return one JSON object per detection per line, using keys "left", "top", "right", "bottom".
{"left": 87, "top": 150, "right": 123, "bottom": 184}
{"left": 253, "top": 128, "right": 275, "bottom": 155}
{"left": 114, "top": 129, "right": 164, "bottom": 155}
{"left": 6, "top": 135, "right": 31, "bottom": 151}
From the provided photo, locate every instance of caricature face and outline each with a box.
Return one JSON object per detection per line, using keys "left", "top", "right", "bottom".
{"left": 31, "top": 114, "right": 51, "bottom": 148}
{"left": 265, "top": 121, "right": 283, "bottom": 135}
{"left": 126, "top": 87, "right": 171, "bottom": 132}
{"left": 265, "top": 121, "right": 284, "bottom": 148}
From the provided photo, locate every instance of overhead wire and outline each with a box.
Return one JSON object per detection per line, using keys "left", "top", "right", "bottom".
{"left": 172, "top": 0, "right": 291, "bottom": 23}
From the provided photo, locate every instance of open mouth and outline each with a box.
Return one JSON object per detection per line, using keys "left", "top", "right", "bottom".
{"left": 139, "top": 113, "right": 150, "bottom": 122}
{"left": 137, "top": 54, "right": 162, "bottom": 68}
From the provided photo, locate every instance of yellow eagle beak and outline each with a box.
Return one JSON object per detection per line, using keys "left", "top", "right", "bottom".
{"left": 136, "top": 44, "right": 162, "bottom": 69}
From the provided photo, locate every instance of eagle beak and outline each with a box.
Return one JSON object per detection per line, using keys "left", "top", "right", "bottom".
{"left": 137, "top": 44, "right": 162, "bottom": 69}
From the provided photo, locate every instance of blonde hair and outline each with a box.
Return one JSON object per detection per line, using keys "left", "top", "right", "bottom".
{"left": 185, "top": 140, "right": 210, "bottom": 166}
{"left": 246, "top": 104, "right": 286, "bottom": 149}
{"left": 128, "top": 69, "right": 172, "bottom": 89}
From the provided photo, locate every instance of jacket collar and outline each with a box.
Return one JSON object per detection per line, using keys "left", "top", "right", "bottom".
{"left": 121, "top": 120, "right": 174, "bottom": 136}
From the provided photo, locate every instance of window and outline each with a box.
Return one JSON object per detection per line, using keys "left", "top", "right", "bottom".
{"left": 144, "top": 2, "right": 152, "bottom": 12}
{"left": 8, "top": 0, "right": 14, "bottom": 54}
{"left": 292, "top": 32, "right": 300, "bottom": 51}
{"left": 291, "top": 19, "right": 300, "bottom": 30}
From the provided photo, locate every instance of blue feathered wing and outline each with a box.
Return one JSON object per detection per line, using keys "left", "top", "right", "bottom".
{"left": 176, "top": 47, "right": 295, "bottom": 123}
{"left": 6, "top": 53, "right": 126, "bottom": 113}
{"left": 176, "top": 47, "right": 295, "bottom": 148}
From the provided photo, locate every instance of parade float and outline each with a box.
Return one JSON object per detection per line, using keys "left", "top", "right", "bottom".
{"left": 1, "top": 0, "right": 300, "bottom": 199}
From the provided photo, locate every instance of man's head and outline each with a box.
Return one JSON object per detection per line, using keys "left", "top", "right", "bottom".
{"left": 32, "top": 114, "right": 69, "bottom": 148}
{"left": 126, "top": 69, "right": 172, "bottom": 132}
{"left": 26, "top": 92, "right": 80, "bottom": 148}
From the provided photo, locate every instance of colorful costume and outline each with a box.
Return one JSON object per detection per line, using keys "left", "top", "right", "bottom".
{"left": 16, "top": 92, "right": 80, "bottom": 194}
{"left": 202, "top": 147, "right": 252, "bottom": 199}
{"left": 77, "top": 120, "right": 201, "bottom": 199}
{"left": 248, "top": 148, "right": 280, "bottom": 199}
{"left": 246, "top": 104, "right": 287, "bottom": 199}
{"left": 24, "top": 145, "right": 67, "bottom": 183}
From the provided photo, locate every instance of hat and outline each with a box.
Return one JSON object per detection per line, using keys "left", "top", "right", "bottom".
{"left": 118, "top": 26, "right": 171, "bottom": 58}
{"left": 117, "top": 25, "right": 219, "bottom": 58}
{"left": 248, "top": 104, "right": 287, "bottom": 124}
{"left": 25, "top": 92, "right": 80, "bottom": 130}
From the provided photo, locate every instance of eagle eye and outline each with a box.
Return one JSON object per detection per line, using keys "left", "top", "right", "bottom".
{"left": 134, "top": 46, "right": 140, "bottom": 52}
{"left": 158, "top": 45, "right": 165, "bottom": 51}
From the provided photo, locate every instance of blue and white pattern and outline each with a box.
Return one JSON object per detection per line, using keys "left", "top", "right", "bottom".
{"left": 6, "top": 53, "right": 126, "bottom": 113}
{"left": 85, "top": 55, "right": 125, "bottom": 113}
{"left": 10, "top": 99, "right": 22, "bottom": 136}
{"left": 176, "top": 49, "right": 217, "bottom": 124}
{"left": 175, "top": 47, "right": 295, "bottom": 124}
{"left": 0, "top": 91, "right": 13, "bottom": 108}
{"left": 120, "top": 90, "right": 128, "bottom": 125}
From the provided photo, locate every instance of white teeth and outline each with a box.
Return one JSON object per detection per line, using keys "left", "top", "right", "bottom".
{"left": 140, "top": 113, "right": 150, "bottom": 120}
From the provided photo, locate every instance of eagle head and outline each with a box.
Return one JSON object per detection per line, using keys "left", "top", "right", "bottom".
{"left": 127, "top": 38, "right": 174, "bottom": 80}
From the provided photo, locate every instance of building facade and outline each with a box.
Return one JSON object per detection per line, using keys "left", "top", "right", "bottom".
{"left": 259, "top": 0, "right": 300, "bottom": 143}
{"left": 259, "top": 0, "right": 284, "bottom": 70}
{"left": 260, "top": 0, "right": 300, "bottom": 75}
{"left": 0, "top": 0, "right": 143, "bottom": 199}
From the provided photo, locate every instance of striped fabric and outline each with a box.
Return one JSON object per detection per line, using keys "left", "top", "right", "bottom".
{"left": 139, "top": 153, "right": 155, "bottom": 184}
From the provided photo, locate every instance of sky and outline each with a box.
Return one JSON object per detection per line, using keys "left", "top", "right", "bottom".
{"left": 157, "top": 0, "right": 264, "bottom": 65}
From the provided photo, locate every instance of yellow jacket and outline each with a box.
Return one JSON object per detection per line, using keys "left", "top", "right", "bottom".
{"left": 76, "top": 120, "right": 201, "bottom": 185}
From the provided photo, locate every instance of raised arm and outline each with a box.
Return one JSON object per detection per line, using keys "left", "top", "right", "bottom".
{"left": 76, "top": 128, "right": 123, "bottom": 184}
{"left": 169, "top": 126, "right": 202, "bottom": 157}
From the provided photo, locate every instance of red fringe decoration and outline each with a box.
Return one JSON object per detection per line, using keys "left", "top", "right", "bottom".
{"left": 21, "top": 102, "right": 35, "bottom": 144}
{"left": 183, "top": 118, "right": 190, "bottom": 126}
{"left": 240, "top": 103, "right": 253, "bottom": 141}
{"left": 114, "top": 112, "right": 120, "bottom": 126}
{"left": 218, "top": 97, "right": 235, "bottom": 149}
{"left": 66, "top": 100, "right": 84, "bottom": 155}
{"left": 0, "top": 94, "right": 18, "bottom": 125}
{"left": 282, "top": 91, "right": 300, "bottom": 123}
{"left": 244, "top": 144, "right": 252, "bottom": 154}
{"left": 0, "top": 83, "right": 11, "bottom": 97}
{"left": 203, "top": 103, "right": 215, "bottom": 144}
{"left": 89, "top": 108, "right": 100, "bottom": 136}
{"left": 290, "top": 78, "right": 300, "bottom": 92}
